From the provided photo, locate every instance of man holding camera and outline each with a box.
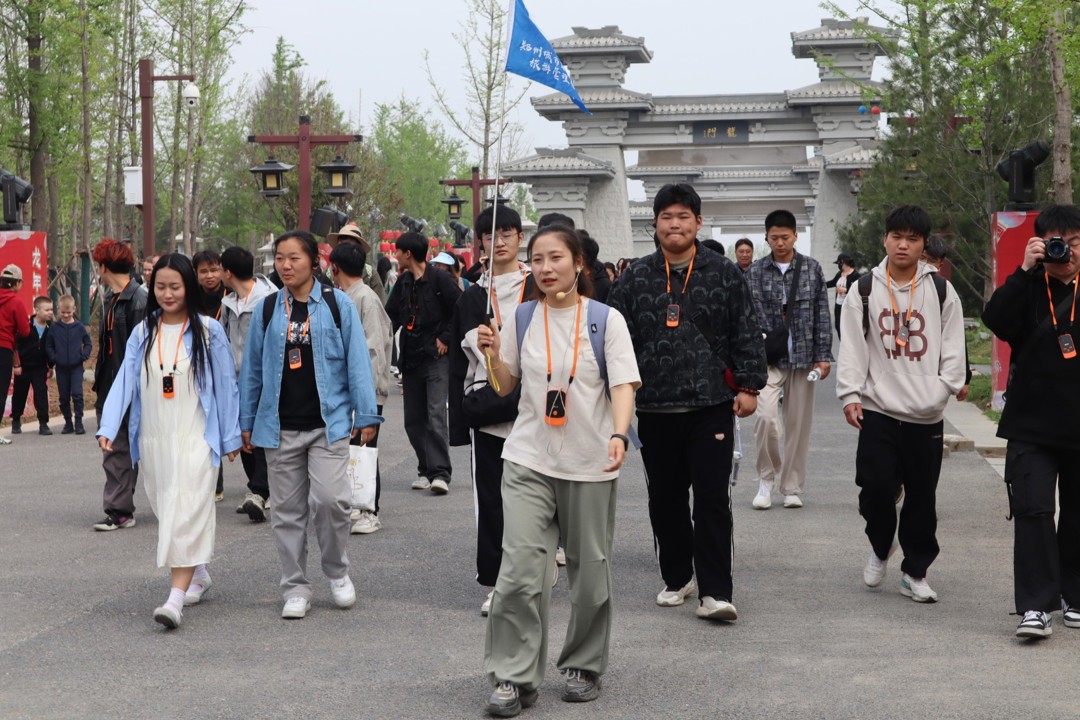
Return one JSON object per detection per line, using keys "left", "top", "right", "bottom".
{"left": 983, "top": 204, "right": 1080, "bottom": 640}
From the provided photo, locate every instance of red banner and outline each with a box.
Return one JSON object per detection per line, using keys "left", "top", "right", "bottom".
{"left": 0, "top": 231, "right": 49, "bottom": 308}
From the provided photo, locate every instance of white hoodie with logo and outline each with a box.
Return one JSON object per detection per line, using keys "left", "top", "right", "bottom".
{"left": 836, "top": 259, "right": 966, "bottom": 424}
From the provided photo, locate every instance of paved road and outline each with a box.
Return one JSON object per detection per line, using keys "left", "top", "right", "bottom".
{"left": 0, "top": 376, "right": 1073, "bottom": 719}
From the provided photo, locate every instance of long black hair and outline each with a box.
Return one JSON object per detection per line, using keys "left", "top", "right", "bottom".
{"left": 143, "top": 253, "right": 211, "bottom": 389}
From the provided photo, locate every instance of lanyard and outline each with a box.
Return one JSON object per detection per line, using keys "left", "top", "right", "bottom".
{"left": 284, "top": 292, "right": 310, "bottom": 343}
{"left": 156, "top": 317, "right": 188, "bottom": 373}
{"left": 543, "top": 298, "right": 582, "bottom": 386}
{"left": 885, "top": 264, "right": 917, "bottom": 328}
{"left": 105, "top": 281, "right": 130, "bottom": 355}
{"left": 490, "top": 271, "right": 529, "bottom": 329}
{"left": 664, "top": 249, "right": 696, "bottom": 302}
{"left": 1045, "top": 272, "right": 1079, "bottom": 331}
{"left": 215, "top": 305, "right": 222, "bottom": 321}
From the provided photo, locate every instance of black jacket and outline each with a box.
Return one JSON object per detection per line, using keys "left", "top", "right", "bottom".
{"left": 826, "top": 268, "right": 862, "bottom": 289}
{"left": 590, "top": 260, "right": 612, "bottom": 303}
{"left": 982, "top": 265, "right": 1080, "bottom": 450}
{"left": 93, "top": 281, "right": 148, "bottom": 411}
{"left": 385, "top": 264, "right": 463, "bottom": 372}
{"left": 15, "top": 317, "right": 51, "bottom": 369}
{"left": 607, "top": 242, "right": 767, "bottom": 409}
{"left": 46, "top": 320, "right": 93, "bottom": 369}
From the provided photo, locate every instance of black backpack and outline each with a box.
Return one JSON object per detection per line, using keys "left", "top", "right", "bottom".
{"left": 262, "top": 282, "right": 342, "bottom": 331}
{"left": 859, "top": 272, "right": 947, "bottom": 337}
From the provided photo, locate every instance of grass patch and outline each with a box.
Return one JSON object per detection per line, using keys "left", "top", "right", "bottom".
{"left": 966, "top": 320, "right": 992, "bottom": 365}
{"left": 965, "top": 374, "right": 1001, "bottom": 423}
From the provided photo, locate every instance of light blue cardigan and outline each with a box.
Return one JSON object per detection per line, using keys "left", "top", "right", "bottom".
{"left": 96, "top": 312, "right": 242, "bottom": 468}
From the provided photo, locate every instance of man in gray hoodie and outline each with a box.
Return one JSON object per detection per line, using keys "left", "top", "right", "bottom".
{"left": 836, "top": 205, "right": 966, "bottom": 604}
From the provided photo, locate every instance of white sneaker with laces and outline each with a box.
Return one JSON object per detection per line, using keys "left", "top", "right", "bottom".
{"left": 656, "top": 578, "right": 697, "bottom": 607}
{"left": 481, "top": 590, "right": 494, "bottom": 616}
{"left": 863, "top": 542, "right": 899, "bottom": 588}
{"left": 411, "top": 478, "right": 431, "bottom": 490}
{"left": 696, "top": 596, "right": 738, "bottom": 621}
{"left": 430, "top": 478, "right": 449, "bottom": 495}
{"left": 330, "top": 576, "right": 356, "bottom": 608}
{"left": 281, "top": 596, "right": 311, "bottom": 619}
{"left": 899, "top": 573, "right": 938, "bottom": 603}
{"left": 752, "top": 480, "right": 773, "bottom": 510}
{"left": 783, "top": 494, "right": 803, "bottom": 508}
{"left": 350, "top": 511, "right": 381, "bottom": 535}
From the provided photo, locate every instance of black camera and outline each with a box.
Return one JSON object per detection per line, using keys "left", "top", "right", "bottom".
{"left": 1044, "top": 236, "right": 1070, "bottom": 264}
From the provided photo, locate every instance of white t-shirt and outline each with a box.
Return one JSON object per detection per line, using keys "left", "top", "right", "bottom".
{"left": 835, "top": 273, "right": 849, "bottom": 306}
{"left": 499, "top": 299, "right": 641, "bottom": 482}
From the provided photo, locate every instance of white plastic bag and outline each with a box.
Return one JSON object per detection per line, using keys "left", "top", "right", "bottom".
{"left": 347, "top": 445, "right": 378, "bottom": 511}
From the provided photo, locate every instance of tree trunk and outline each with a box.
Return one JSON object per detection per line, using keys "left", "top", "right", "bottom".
{"left": 80, "top": 0, "right": 93, "bottom": 250}
{"left": 26, "top": 1, "right": 47, "bottom": 231}
{"left": 1048, "top": 8, "right": 1072, "bottom": 204}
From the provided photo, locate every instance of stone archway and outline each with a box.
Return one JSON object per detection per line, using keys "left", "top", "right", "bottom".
{"left": 504, "top": 18, "right": 894, "bottom": 264}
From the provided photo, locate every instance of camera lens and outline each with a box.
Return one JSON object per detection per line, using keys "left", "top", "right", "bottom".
{"left": 1045, "top": 236, "right": 1070, "bottom": 264}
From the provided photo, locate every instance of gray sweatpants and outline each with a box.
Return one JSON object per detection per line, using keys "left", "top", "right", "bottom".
{"left": 265, "top": 429, "right": 351, "bottom": 600}
{"left": 484, "top": 460, "right": 617, "bottom": 692}
{"left": 99, "top": 410, "right": 139, "bottom": 516}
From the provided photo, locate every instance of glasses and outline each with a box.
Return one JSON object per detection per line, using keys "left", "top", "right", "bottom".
{"left": 482, "top": 231, "right": 519, "bottom": 244}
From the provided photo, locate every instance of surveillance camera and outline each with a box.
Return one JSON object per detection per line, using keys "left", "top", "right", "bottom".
{"left": 182, "top": 83, "right": 200, "bottom": 108}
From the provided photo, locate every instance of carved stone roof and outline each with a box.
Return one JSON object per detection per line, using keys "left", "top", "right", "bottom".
{"left": 502, "top": 148, "right": 615, "bottom": 178}
{"left": 650, "top": 94, "right": 789, "bottom": 116}
{"left": 532, "top": 87, "right": 654, "bottom": 113}
{"left": 550, "top": 26, "right": 653, "bottom": 63}
{"left": 625, "top": 165, "right": 703, "bottom": 178}
{"left": 700, "top": 168, "right": 802, "bottom": 180}
{"left": 821, "top": 144, "right": 877, "bottom": 169}
{"left": 786, "top": 80, "right": 882, "bottom": 105}
{"left": 791, "top": 18, "right": 894, "bottom": 57}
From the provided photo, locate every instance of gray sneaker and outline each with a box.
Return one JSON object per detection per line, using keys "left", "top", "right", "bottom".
{"left": 562, "top": 669, "right": 601, "bottom": 703}
{"left": 485, "top": 682, "right": 537, "bottom": 717}
{"left": 411, "top": 478, "right": 431, "bottom": 490}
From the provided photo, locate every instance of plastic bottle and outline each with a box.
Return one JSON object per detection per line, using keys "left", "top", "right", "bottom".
{"left": 807, "top": 368, "right": 821, "bottom": 382}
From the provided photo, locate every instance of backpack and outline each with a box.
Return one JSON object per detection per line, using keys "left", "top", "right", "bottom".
{"left": 859, "top": 272, "right": 947, "bottom": 337}
{"left": 262, "top": 282, "right": 341, "bottom": 332}
{"left": 514, "top": 298, "right": 640, "bottom": 448}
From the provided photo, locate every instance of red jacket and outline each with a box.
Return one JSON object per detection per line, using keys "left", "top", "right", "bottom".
{"left": 0, "top": 288, "right": 30, "bottom": 351}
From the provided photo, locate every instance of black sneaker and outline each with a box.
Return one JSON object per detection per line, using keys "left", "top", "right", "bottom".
{"left": 562, "top": 669, "right": 601, "bottom": 703}
{"left": 39, "top": 423, "right": 52, "bottom": 436}
{"left": 74, "top": 422, "right": 86, "bottom": 435}
{"left": 11, "top": 420, "right": 21, "bottom": 434}
{"left": 93, "top": 514, "right": 136, "bottom": 531}
{"left": 485, "top": 682, "right": 537, "bottom": 717}
{"left": 61, "top": 422, "right": 75, "bottom": 434}
{"left": 1016, "top": 610, "right": 1052, "bottom": 639}
{"left": 241, "top": 493, "right": 267, "bottom": 523}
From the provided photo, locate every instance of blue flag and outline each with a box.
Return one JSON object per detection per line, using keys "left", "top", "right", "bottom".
{"left": 504, "top": 0, "right": 590, "bottom": 114}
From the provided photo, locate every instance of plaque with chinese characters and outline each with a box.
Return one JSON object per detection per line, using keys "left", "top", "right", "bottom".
{"left": 692, "top": 121, "right": 749, "bottom": 145}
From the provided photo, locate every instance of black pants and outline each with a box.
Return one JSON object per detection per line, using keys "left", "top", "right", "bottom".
{"left": 638, "top": 405, "right": 735, "bottom": 602}
{"left": 834, "top": 303, "right": 843, "bottom": 340}
{"left": 55, "top": 366, "right": 84, "bottom": 423}
{"left": 0, "top": 348, "right": 13, "bottom": 420}
{"left": 11, "top": 364, "right": 49, "bottom": 424}
{"left": 240, "top": 447, "right": 270, "bottom": 501}
{"left": 402, "top": 357, "right": 451, "bottom": 482}
{"left": 1005, "top": 440, "right": 1080, "bottom": 614}
{"left": 348, "top": 403, "right": 383, "bottom": 514}
{"left": 472, "top": 429, "right": 506, "bottom": 587}
{"left": 855, "top": 410, "right": 943, "bottom": 578}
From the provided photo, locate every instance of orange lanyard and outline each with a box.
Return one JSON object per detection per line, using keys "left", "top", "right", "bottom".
{"left": 105, "top": 281, "right": 130, "bottom": 355}
{"left": 886, "top": 264, "right": 917, "bottom": 328}
{"left": 284, "top": 293, "right": 310, "bottom": 342}
{"left": 1045, "top": 272, "right": 1079, "bottom": 331}
{"left": 664, "top": 249, "right": 696, "bottom": 301}
{"left": 490, "top": 272, "right": 529, "bottom": 329}
{"left": 543, "top": 298, "right": 582, "bottom": 386}
{"left": 156, "top": 317, "right": 188, "bottom": 373}
{"left": 215, "top": 305, "right": 222, "bottom": 321}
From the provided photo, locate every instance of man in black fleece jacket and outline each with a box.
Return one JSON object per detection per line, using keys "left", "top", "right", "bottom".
{"left": 983, "top": 204, "right": 1080, "bottom": 640}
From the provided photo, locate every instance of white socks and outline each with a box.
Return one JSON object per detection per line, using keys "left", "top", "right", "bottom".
{"left": 192, "top": 564, "right": 210, "bottom": 583}
{"left": 165, "top": 587, "right": 186, "bottom": 611}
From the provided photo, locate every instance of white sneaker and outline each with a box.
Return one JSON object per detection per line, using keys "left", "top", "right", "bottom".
{"left": 350, "top": 511, "right": 381, "bottom": 535}
{"left": 1017, "top": 610, "right": 1053, "bottom": 639}
{"left": 899, "top": 573, "right": 938, "bottom": 603}
{"left": 555, "top": 546, "right": 567, "bottom": 566}
{"left": 281, "top": 596, "right": 311, "bottom": 619}
{"left": 656, "top": 578, "right": 697, "bottom": 607}
{"left": 782, "top": 494, "right": 803, "bottom": 508}
{"left": 430, "top": 478, "right": 449, "bottom": 495}
{"left": 153, "top": 604, "right": 182, "bottom": 629}
{"left": 183, "top": 574, "right": 212, "bottom": 606}
{"left": 696, "top": 596, "right": 738, "bottom": 621}
{"left": 411, "top": 478, "right": 431, "bottom": 490}
{"left": 480, "top": 590, "right": 494, "bottom": 616}
{"left": 330, "top": 576, "right": 356, "bottom": 609}
{"left": 350, "top": 507, "right": 361, "bottom": 522}
{"left": 864, "top": 541, "right": 899, "bottom": 587}
{"left": 752, "top": 480, "right": 773, "bottom": 510}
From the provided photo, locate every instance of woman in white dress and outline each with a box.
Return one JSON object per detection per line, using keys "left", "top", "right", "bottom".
{"left": 97, "top": 254, "right": 241, "bottom": 629}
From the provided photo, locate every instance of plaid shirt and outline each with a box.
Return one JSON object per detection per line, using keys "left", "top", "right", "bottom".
{"left": 747, "top": 253, "right": 834, "bottom": 369}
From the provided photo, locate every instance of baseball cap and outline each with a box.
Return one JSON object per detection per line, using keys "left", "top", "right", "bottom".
{"left": 1, "top": 264, "right": 23, "bottom": 281}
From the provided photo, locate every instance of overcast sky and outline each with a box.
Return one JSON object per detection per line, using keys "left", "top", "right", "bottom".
{"left": 228, "top": 0, "right": 898, "bottom": 158}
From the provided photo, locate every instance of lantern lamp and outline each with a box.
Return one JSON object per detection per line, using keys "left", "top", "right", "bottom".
{"left": 249, "top": 156, "right": 293, "bottom": 197}
{"left": 440, "top": 189, "right": 466, "bottom": 220}
{"left": 317, "top": 154, "right": 356, "bottom": 197}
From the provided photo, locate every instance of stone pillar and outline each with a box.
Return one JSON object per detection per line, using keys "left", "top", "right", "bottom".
{"left": 580, "top": 146, "right": 633, "bottom": 259}
{"left": 811, "top": 168, "right": 858, "bottom": 265}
